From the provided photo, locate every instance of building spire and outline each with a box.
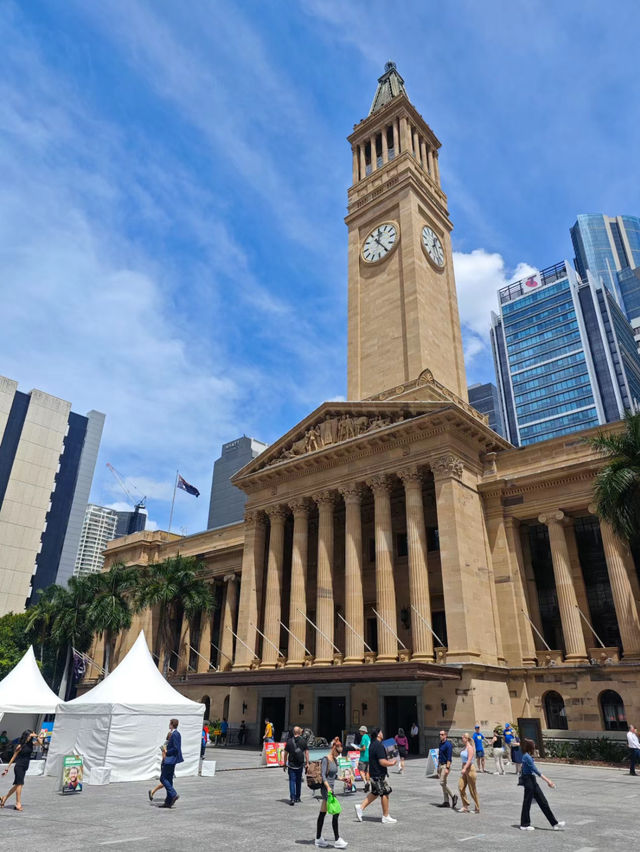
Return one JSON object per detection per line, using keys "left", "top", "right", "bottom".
{"left": 369, "top": 61, "right": 408, "bottom": 116}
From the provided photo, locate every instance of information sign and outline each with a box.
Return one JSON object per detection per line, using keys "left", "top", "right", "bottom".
{"left": 61, "top": 754, "right": 84, "bottom": 793}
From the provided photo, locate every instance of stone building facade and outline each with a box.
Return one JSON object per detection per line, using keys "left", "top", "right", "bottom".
{"left": 98, "top": 64, "right": 640, "bottom": 747}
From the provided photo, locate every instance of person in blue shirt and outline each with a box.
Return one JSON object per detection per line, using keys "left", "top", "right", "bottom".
{"left": 472, "top": 725, "right": 488, "bottom": 773}
{"left": 519, "top": 739, "right": 565, "bottom": 831}
{"left": 436, "top": 730, "right": 457, "bottom": 809}
{"left": 160, "top": 718, "right": 184, "bottom": 809}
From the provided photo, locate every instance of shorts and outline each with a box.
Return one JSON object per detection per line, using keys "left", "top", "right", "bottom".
{"left": 370, "top": 776, "right": 392, "bottom": 797}
{"left": 475, "top": 749, "right": 485, "bottom": 757}
{"left": 358, "top": 761, "right": 369, "bottom": 774}
{"left": 398, "top": 747, "right": 408, "bottom": 758}
{"left": 13, "top": 762, "right": 27, "bottom": 786}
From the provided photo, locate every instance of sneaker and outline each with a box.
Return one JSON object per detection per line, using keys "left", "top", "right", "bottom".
{"left": 354, "top": 804, "right": 363, "bottom": 822}
{"left": 289, "top": 799, "right": 295, "bottom": 806}
{"left": 452, "top": 794, "right": 458, "bottom": 809}
{"left": 553, "top": 822, "right": 565, "bottom": 831}
{"left": 436, "top": 801, "right": 450, "bottom": 808}
{"left": 381, "top": 815, "right": 397, "bottom": 824}
{"left": 519, "top": 826, "right": 534, "bottom": 831}
{"left": 314, "top": 839, "right": 329, "bottom": 848}
{"left": 334, "top": 839, "right": 348, "bottom": 849}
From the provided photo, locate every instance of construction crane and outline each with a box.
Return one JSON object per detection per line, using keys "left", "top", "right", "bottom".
{"left": 106, "top": 464, "right": 147, "bottom": 536}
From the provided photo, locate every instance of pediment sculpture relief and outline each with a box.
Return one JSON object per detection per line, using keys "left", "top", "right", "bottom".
{"left": 267, "top": 412, "right": 410, "bottom": 466}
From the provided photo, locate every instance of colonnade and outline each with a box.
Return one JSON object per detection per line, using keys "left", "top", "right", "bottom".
{"left": 351, "top": 115, "right": 439, "bottom": 183}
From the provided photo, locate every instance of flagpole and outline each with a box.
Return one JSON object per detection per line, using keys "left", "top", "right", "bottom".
{"left": 168, "top": 469, "right": 179, "bottom": 533}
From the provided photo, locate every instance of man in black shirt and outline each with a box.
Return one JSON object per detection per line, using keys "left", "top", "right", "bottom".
{"left": 354, "top": 727, "right": 398, "bottom": 824}
{"left": 283, "top": 726, "right": 309, "bottom": 805}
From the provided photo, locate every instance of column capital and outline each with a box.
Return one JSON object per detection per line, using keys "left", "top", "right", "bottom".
{"left": 289, "top": 497, "right": 312, "bottom": 517}
{"left": 587, "top": 503, "right": 598, "bottom": 516}
{"left": 338, "top": 483, "right": 365, "bottom": 505}
{"left": 244, "top": 509, "right": 266, "bottom": 528}
{"left": 538, "top": 510, "right": 565, "bottom": 526}
{"left": 430, "top": 453, "right": 464, "bottom": 480}
{"left": 312, "top": 490, "right": 339, "bottom": 507}
{"left": 397, "top": 466, "right": 424, "bottom": 487}
{"left": 265, "top": 504, "right": 288, "bottom": 523}
{"left": 366, "top": 473, "right": 394, "bottom": 495}
{"left": 223, "top": 573, "right": 238, "bottom": 584}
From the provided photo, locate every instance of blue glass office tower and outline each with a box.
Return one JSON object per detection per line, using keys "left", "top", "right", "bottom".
{"left": 571, "top": 214, "right": 640, "bottom": 342}
{"left": 490, "top": 261, "right": 640, "bottom": 446}
{"left": 468, "top": 382, "right": 506, "bottom": 438}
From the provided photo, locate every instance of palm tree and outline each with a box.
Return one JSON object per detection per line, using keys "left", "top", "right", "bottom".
{"left": 25, "top": 585, "right": 58, "bottom": 663}
{"left": 588, "top": 410, "right": 640, "bottom": 543}
{"left": 134, "top": 555, "right": 213, "bottom": 675}
{"left": 87, "top": 563, "right": 138, "bottom": 674}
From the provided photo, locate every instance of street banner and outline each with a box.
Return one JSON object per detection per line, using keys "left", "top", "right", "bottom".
{"left": 61, "top": 754, "right": 84, "bottom": 793}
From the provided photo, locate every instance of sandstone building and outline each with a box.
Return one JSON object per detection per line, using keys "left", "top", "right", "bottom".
{"left": 100, "top": 64, "right": 640, "bottom": 748}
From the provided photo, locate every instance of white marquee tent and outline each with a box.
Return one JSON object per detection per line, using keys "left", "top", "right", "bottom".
{"left": 0, "top": 646, "right": 59, "bottom": 739}
{"left": 46, "top": 631, "right": 205, "bottom": 782}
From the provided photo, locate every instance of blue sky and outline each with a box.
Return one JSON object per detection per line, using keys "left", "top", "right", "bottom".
{"left": 3, "top": 0, "right": 640, "bottom": 534}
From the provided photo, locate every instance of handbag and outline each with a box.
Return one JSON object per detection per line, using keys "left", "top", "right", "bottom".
{"left": 326, "top": 791, "right": 342, "bottom": 815}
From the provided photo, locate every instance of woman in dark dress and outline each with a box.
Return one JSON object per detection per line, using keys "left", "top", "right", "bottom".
{"left": 1, "top": 729, "right": 44, "bottom": 811}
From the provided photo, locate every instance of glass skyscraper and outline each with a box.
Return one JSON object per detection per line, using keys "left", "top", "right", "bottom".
{"left": 491, "top": 261, "right": 640, "bottom": 446}
{"left": 571, "top": 214, "right": 640, "bottom": 344}
{"left": 468, "top": 382, "right": 506, "bottom": 438}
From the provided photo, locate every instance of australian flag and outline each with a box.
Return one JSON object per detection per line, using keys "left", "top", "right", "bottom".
{"left": 177, "top": 474, "right": 200, "bottom": 497}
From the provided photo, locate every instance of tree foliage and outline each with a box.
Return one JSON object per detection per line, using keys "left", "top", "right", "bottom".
{"left": 0, "top": 612, "right": 32, "bottom": 680}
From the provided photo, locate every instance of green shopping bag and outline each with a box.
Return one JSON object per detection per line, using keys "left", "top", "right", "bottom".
{"left": 326, "top": 791, "right": 342, "bottom": 815}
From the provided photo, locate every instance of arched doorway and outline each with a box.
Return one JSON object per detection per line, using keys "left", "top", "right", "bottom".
{"left": 600, "top": 690, "right": 626, "bottom": 731}
{"left": 200, "top": 695, "right": 211, "bottom": 721}
{"left": 223, "top": 694, "right": 230, "bottom": 721}
{"left": 543, "top": 691, "right": 567, "bottom": 729}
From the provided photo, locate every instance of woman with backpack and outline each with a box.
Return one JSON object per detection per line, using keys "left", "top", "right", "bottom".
{"left": 315, "top": 738, "right": 348, "bottom": 849}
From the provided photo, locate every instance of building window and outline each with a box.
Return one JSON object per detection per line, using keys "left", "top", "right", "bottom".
{"left": 396, "top": 532, "right": 408, "bottom": 558}
{"left": 600, "top": 690, "right": 626, "bottom": 731}
{"left": 200, "top": 695, "right": 211, "bottom": 720}
{"left": 543, "top": 691, "right": 568, "bottom": 730}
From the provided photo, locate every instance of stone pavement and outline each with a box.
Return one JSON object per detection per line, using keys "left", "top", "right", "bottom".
{"left": 0, "top": 751, "right": 636, "bottom": 851}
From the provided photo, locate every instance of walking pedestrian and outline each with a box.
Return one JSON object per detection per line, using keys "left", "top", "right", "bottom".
{"left": 394, "top": 728, "right": 409, "bottom": 774}
{"left": 503, "top": 723, "right": 515, "bottom": 769}
{"left": 357, "top": 725, "right": 371, "bottom": 792}
{"left": 159, "top": 718, "right": 183, "bottom": 808}
{"left": 491, "top": 727, "right": 505, "bottom": 775}
{"left": 507, "top": 726, "right": 523, "bottom": 775}
{"left": 238, "top": 721, "right": 247, "bottom": 745}
{"left": 519, "top": 738, "right": 565, "bottom": 831}
{"left": 263, "top": 717, "right": 274, "bottom": 744}
{"left": 458, "top": 732, "right": 480, "bottom": 814}
{"left": 220, "top": 718, "right": 229, "bottom": 746}
{"left": 627, "top": 724, "right": 640, "bottom": 775}
{"left": 436, "top": 730, "right": 458, "bottom": 809}
{"left": 201, "top": 725, "right": 208, "bottom": 759}
{"left": 315, "top": 738, "right": 348, "bottom": 848}
{"left": 354, "top": 727, "right": 397, "bottom": 825}
{"left": 284, "top": 726, "right": 309, "bottom": 805}
{"left": 472, "top": 724, "right": 488, "bottom": 773}
{"left": 149, "top": 729, "right": 171, "bottom": 802}
{"left": 0, "top": 729, "right": 44, "bottom": 811}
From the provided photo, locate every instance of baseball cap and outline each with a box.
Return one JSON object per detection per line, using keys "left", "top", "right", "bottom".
{"left": 474, "top": 724, "right": 480, "bottom": 729}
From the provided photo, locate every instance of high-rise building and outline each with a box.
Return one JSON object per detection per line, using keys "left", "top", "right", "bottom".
{"left": 468, "top": 382, "right": 505, "bottom": 438}
{"left": 491, "top": 261, "right": 640, "bottom": 446}
{"left": 74, "top": 504, "right": 118, "bottom": 576}
{"left": 207, "top": 436, "right": 268, "bottom": 529}
{"left": 115, "top": 508, "right": 147, "bottom": 538}
{"left": 0, "top": 376, "right": 104, "bottom": 613}
{"left": 571, "top": 214, "right": 640, "bottom": 344}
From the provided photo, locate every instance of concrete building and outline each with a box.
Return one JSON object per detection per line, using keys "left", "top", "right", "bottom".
{"left": 74, "top": 504, "right": 118, "bottom": 576}
{"left": 207, "top": 437, "right": 268, "bottom": 530}
{"left": 98, "top": 64, "right": 640, "bottom": 745}
{"left": 571, "top": 214, "right": 640, "bottom": 346}
{"left": 0, "top": 377, "right": 104, "bottom": 612}
{"left": 490, "top": 262, "right": 640, "bottom": 446}
{"left": 468, "top": 382, "right": 505, "bottom": 438}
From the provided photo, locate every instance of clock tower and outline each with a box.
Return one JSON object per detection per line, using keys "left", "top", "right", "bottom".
{"left": 346, "top": 62, "right": 467, "bottom": 401}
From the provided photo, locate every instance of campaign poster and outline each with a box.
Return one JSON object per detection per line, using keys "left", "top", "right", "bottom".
{"left": 346, "top": 749, "right": 362, "bottom": 779}
{"left": 264, "top": 742, "right": 286, "bottom": 766}
{"left": 61, "top": 755, "right": 83, "bottom": 793}
{"left": 382, "top": 738, "right": 399, "bottom": 760}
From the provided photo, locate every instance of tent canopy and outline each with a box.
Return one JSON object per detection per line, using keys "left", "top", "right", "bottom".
{"left": 46, "top": 631, "right": 205, "bottom": 782}
{"left": 0, "top": 646, "right": 59, "bottom": 714}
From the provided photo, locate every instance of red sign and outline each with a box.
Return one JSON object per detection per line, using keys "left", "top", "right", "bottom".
{"left": 264, "top": 742, "right": 286, "bottom": 766}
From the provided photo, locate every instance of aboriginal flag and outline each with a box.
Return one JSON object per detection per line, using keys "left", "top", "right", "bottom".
{"left": 177, "top": 474, "right": 200, "bottom": 497}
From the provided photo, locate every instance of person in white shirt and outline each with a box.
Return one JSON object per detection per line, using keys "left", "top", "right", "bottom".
{"left": 627, "top": 724, "right": 640, "bottom": 776}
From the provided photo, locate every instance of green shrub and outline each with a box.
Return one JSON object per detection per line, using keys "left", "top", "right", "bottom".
{"left": 543, "top": 736, "right": 627, "bottom": 763}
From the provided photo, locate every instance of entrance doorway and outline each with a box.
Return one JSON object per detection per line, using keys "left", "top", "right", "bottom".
{"left": 317, "top": 696, "right": 346, "bottom": 743}
{"left": 384, "top": 695, "right": 419, "bottom": 753}
{"left": 260, "top": 696, "right": 287, "bottom": 743}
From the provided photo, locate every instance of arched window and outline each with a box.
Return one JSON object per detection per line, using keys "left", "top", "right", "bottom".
{"left": 543, "top": 691, "right": 568, "bottom": 730}
{"left": 223, "top": 694, "right": 230, "bottom": 721}
{"left": 200, "top": 695, "right": 211, "bottom": 721}
{"left": 600, "top": 690, "right": 626, "bottom": 731}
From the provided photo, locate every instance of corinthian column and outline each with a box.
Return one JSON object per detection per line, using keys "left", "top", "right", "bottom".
{"left": 261, "top": 506, "right": 288, "bottom": 668}
{"left": 398, "top": 467, "right": 433, "bottom": 661}
{"left": 367, "top": 474, "right": 398, "bottom": 662}
{"left": 538, "top": 511, "right": 588, "bottom": 662}
{"left": 234, "top": 510, "right": 267, "bottom": 669}
{"left": 313, "top": 491, "right": 337, "bottom": 665}
{"left": 589, "top": 505, "right": 640, "bottom": 659}
{"left": 197, "top": 603, "right": 212, "bottom": 672}
{"left": 339, "top": 484, "right": 365, "bottom": 664}
{"left": 287, "top": 498, "right": 311, "bottom": 666}
{"left": 219, "top": 574, "right": 239, "bottom": 671}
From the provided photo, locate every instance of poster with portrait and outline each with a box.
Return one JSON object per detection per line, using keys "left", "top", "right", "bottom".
{"left": 61, "top": 754, "right": 83, "bottom": 794}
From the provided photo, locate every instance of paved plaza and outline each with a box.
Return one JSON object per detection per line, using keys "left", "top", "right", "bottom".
{"left": 0, "top": 751, "right": 636, "bottom": 851}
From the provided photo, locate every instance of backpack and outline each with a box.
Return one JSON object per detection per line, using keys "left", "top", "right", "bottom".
{"left": 306, "top": 759, "right": 323, "bottom": 789}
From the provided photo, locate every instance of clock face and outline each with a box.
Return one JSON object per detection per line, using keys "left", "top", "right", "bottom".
{"left": 422, "top": 226, "right": 445, "bottom": 268}
{"left": 362, "top": 223, "right": 398, "bottom": 263}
